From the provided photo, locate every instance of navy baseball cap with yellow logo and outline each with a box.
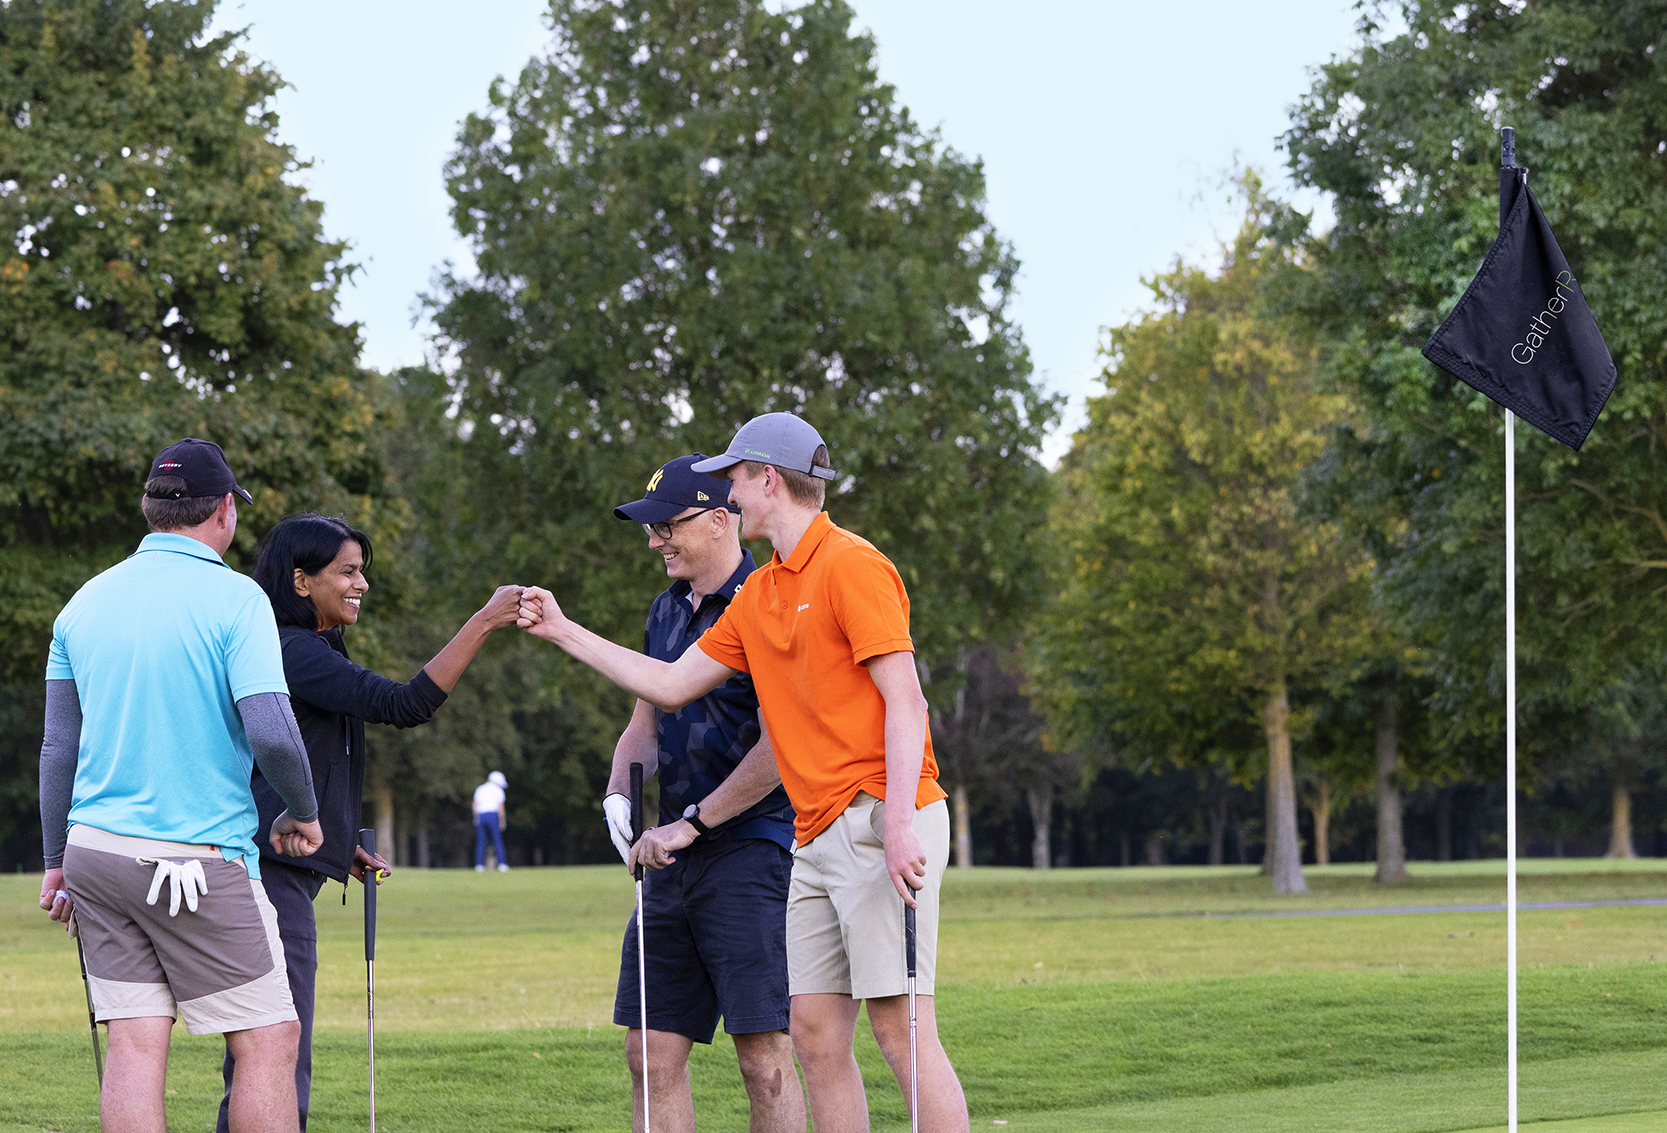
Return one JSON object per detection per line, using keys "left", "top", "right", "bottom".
{"left": 613, "top": 454, "right": 740, "bottom": 524}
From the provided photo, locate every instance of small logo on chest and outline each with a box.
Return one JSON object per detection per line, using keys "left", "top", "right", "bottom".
{"left": 797, "top": 603, "right": 810, "bottom": 612}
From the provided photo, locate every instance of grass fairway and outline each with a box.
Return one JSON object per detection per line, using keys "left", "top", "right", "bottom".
{"left": 3, "top": 860, "right": 1664, "bottom": 1131}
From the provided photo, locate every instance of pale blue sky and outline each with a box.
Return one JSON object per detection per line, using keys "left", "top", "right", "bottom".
{"left": 207, "top": 1, "right": 1372, "bottom": 458}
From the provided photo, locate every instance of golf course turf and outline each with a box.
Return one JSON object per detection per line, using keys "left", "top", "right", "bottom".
{"left": 3, "top": 860, "right": 1662, "bottom": 1131}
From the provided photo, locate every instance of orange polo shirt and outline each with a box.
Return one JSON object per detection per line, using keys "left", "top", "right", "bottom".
{"left": 697, "top": 513, "right": 945, "bottom": 846}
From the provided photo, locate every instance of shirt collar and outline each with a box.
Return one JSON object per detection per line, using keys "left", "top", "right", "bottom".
{"left": 135, "top": 532, "right": 229, "bottom": 568}
{"left": 670, "top": 549, "right": 757, "bottom": 610}
{"left": 776, "top": 513, "right": 834, "bottom": 574}
{"left": 717, "top": 548, "right": 757, "bottom": 599}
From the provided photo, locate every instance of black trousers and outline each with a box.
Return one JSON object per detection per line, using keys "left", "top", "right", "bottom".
{"left": 217, "top": 860, "right": 325, "bottom": 1133}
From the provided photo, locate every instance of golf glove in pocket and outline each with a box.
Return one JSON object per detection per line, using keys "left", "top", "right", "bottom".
{"left": 139, "top": 858, "right": 209, "bottom": 917}
{"left": 603, "top": 792, "right": 633, "bottom": 864}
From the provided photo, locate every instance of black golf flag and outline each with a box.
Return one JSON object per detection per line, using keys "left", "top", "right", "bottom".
{"left": 1421, "top": 168, "right": 1616, "bottom": 450}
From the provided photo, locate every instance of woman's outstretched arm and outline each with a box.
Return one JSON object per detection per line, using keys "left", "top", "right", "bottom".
{"left": 422, "top": 585, "right": 526, "bottom": 693}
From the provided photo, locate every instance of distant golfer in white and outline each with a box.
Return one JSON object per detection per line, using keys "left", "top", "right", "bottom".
{"left": 473, "top": 771, "right": 509, "bottom": 872}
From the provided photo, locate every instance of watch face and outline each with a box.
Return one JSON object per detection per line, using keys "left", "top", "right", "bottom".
{"left": 683, "top": 804, "right": 699, "bottom": 819}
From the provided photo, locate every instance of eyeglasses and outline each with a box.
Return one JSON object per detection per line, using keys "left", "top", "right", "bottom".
{"left": 642, "top": 509, "right": 715, "bottom": 540}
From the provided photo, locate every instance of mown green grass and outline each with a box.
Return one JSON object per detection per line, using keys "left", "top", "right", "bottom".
{"left": 2, "top": 860, "right": 1663, "bottom": 1131}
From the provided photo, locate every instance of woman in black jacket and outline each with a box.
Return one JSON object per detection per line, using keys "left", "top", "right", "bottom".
{"left": 217, "top": 513, "right": 523, "bottom": 1133}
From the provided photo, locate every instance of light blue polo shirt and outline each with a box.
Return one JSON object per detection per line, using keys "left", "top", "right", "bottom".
{"left": 47, "top": 533, "right": 290, "bottom": 877}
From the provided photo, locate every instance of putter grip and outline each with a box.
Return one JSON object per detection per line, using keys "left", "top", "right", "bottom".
{"left": 629, "top": 762, "right": 644, "bottom": 882}
{"left": 904, "top": 902, "right": 917, "bottom": 976}
{"left": 358, "top": 828, "right": 377, "bottom": 961}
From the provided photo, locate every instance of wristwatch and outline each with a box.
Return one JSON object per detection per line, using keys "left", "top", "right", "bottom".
{"left": 682, "top": 803, "right": 712, "bottom": 837}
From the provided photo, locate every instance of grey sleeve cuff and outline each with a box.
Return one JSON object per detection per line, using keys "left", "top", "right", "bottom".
{"left": 237, "top": 692, "right": 318, "bottom": 824}
{"left": 40, "top": 680, "right": 81, "bottom": 870}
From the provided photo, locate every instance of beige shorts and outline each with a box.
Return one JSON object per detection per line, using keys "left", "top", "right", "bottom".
{"left": 61, "top": 825, "right": 295, "bottom": 1035}
{"left": 787, "top": 793, "right": 949, "bottom": 1000}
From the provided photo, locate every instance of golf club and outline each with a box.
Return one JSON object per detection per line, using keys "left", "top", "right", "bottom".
{"left": 905, "top": 900, "right": 919, "bottom": 1133}
{"left": 73, "top": 914, "right": 103, "bottom": 1087}
{"left": 630, "top": 761, "right": 651, "bottom": 1133}
{"left": 358, "top": 828, "right": 379, "bottom": 1133}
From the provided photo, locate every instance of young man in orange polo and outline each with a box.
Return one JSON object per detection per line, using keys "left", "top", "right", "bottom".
{"left": 518, "top": 414, "right": 968, "bottom": 1133}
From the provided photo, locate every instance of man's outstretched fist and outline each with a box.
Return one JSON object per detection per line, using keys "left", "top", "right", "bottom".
{"left": 517, "top": 586, "right": 562, "bottom": 640}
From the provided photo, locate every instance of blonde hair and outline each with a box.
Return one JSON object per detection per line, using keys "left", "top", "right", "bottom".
{"left": 742, "top": 444, "right": 831, "bottom": 509}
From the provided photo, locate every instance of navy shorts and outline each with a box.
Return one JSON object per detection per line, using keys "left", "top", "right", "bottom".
{"left": 614, "top": 836, "right": 791, "bottom": 1043}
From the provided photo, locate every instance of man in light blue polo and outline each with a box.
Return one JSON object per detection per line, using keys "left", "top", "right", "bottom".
{"left": 38, "top": 438, "right": 325, "bottom": 1133}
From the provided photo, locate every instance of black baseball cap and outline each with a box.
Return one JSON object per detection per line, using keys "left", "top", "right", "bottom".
{"left": 144, "top": 438, "right": 253, "bottom": 503}
{"left": 613, "top": 454, "right": 739, "bottom": 524}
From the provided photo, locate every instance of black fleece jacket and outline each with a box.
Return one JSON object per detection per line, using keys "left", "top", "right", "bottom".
{"left": 251, "top": 626, "right": 447, "bottom": 882}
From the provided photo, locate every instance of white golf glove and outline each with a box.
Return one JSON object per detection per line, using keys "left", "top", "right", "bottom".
{"left": 603, "top": 793, "right": 633, "bottom": 864}
{"left": 140, "top": 858, "right": 208, "bottom": 916}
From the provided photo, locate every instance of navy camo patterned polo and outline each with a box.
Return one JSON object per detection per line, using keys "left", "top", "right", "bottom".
{"left": 645, "top": 549, "right": 795, "bottom": 851}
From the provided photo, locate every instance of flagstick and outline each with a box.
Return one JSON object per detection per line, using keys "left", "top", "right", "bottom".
{"left": 1505, "top": 408, "right": 1518, "bottom": 1133}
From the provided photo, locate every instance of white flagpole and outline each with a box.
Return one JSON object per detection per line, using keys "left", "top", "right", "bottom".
{"left": 1505, "top": 408, "right": 1518, "bottom": 1133}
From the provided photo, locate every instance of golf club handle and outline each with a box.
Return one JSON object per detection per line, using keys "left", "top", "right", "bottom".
{"left": 358, "top": 828, "right": 377, "bottom": 961}
{"left": 904, "top": 902, "right": 917, "bottom": 976}
{"left": 1502, "top": 125, "right": 1515, "bottom": 168}
{"left": 629, "top": 761, "right": 644, "bottom": 882}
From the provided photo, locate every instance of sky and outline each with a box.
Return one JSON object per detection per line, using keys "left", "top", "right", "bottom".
{"left": 206, "top": 1, "right": 1374, "bottom": 460}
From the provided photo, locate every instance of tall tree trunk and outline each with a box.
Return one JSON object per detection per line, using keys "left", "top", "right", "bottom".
{"left": 1373, "top": 683, "right": 1409, "bottom": 884}
{"left": 417, "top": 824, "right": 431, "bottom": 870}
{"left": 372, "top": 773, "right": 396, "bottom": 867}
{"left": 1119, "top": 831, "right": 1131, "bottom": 867}
{"left": 1435, "top": 787, "right": 1453, "bottom": 862}
{"left": 1264, "top": 682, "right": 1307, "bottom": 894}
{"left": 1142, "top": 830, "right": 1165, "bottom": 866}
{"left": 952, "top": 783, "right": 973, "bottom": 868}
{"left": 1312, "top": 777, "right": 1331, "bottom": 867}
{"left": 1207, "top": 787, "right": 1228, "bottom": 867}
{"left": 1026, "top": 783, "right": 1053, "bottom": 870}
{"left": 1607, "top": 783, "right": 1638, "bottom": 859}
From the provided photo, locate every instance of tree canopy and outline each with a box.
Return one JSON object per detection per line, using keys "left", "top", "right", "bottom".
{"left": 429, "top": 0, "right": 1057, "bottom": 658}
{"left": 0, "top": 0, "right": 400, "bottom": 861}
{"left": 1031, "top": 179, "right": 1376, "bottom": 892}
{"left": 1284, "top": 0, "right": 1667, "bottom": 754}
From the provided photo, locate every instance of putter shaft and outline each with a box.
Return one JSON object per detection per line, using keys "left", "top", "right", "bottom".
{"left": 636, "top": 880, "right": 650, "bottom": 1133}
{"left": 906, "top": 901, "right": 918, "bottom": 1133}
{"left": 630, "top": 762, "right": 650, "bottom": 1133}
{"left": 367, "top": 958, "right": 376, "bottom": 1130}
{"left": 359, "top": 829, "right": 379, "bottom": 1133}
{"left": 76, "top": 933, "right": 103, "bottom": 1087}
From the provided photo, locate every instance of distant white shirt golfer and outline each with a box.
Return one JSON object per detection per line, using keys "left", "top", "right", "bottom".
{"left": 474, "top": 772, "right": 509, "bottom": 872}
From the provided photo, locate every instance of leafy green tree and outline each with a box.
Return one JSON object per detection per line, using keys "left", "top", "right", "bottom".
{"left": 1031, "top": 179, "right": 1375, "bottom": 893}
{"left": 1283, "top": 0, "right": 1667, "bottom": 847}
{"left": 424, "top": 0, "right": 1057, "bottom": 842}
{"left": 0, "top": 0, "right": 401, "bottom": 865}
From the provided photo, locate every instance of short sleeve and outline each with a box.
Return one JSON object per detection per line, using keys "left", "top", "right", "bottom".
{"left": 827, "top": 547, "right": 915, "bottom": 665}
{"left": 223, "top": 589, "right": 290, "bottom": 701}
{"left": 45, "top": 625, "right": 73, "bottom": 681}
{"left": 697, "top": 604, "right": 751, "bottom": 674}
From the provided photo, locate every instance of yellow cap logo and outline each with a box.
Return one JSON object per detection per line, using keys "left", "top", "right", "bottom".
{"left": 697, "top": 491, "right": 709, "bottom": 501}
{"left": 646, "top": 468, "right": 665, "bottom": 492}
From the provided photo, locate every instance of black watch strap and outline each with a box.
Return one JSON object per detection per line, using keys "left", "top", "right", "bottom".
{"left": 683, "top": 803, "right": 712, "bottom": 837}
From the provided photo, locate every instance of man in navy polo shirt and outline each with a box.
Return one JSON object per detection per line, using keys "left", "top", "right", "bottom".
{"left": 604, "top": 454, "right": 805, "bottom": 1133}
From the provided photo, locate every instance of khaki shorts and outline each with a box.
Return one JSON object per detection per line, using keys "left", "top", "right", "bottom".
{"left": 61, "top": 825, "right": 295, "bottom": 1035}
{"left": 787, "top": 793, "right": 949, "bottom": 999}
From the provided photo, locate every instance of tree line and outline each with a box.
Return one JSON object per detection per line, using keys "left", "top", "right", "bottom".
{"left": 2, "top": 0, "right": 1663, "bottom": 882}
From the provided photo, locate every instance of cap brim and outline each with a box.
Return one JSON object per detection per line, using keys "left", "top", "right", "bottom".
{"left": 233, "top": 485, "right": 253, "bottom": 503}
{"left": 689, "top": 454, "right": 743, "bottom": 474}
{"left": 613, "top": 497, "right": 687, "bottom": 523}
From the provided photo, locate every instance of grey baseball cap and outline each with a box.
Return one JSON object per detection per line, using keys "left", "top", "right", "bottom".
{"left": 691, "top": 413, "right": 839, "bottom": 479}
